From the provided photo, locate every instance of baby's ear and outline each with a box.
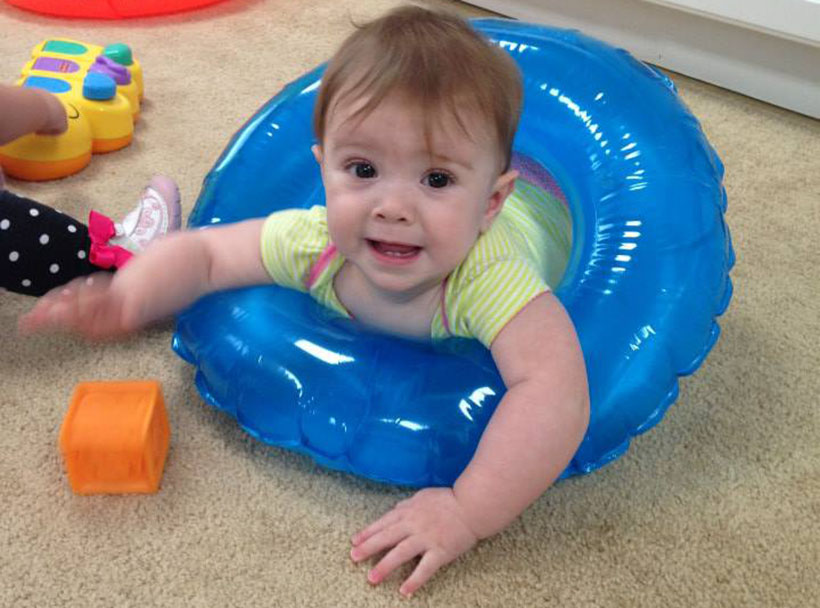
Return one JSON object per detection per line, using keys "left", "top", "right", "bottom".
{"left": 311, "top": 144, "right": 323, "bottom": 164}
{"left": 481, "top": 169, "right": 519, "bottom": 233}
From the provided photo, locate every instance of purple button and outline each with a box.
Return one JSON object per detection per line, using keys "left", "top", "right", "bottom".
{"left": 33, "top": 57, "right": 80, "bottom": 74}
{"left": 88, "top": 55, "right": 131, "bottom": 86}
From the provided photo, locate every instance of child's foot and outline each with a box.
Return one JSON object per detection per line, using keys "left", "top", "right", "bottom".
{"left": 110, "top": 175, "right": 181, "bottom": 253}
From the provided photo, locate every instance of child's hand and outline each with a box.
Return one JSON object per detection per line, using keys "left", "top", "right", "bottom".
{"left": 0, "top": 85, "right": 68, "bottom": 145}
{"left": 351, "top": 487, "right": 479, "bottom": 597}
{"left": 18, "top": 273, "right": 137, "bottom": 340}
{"left": 33, "top": 88, "right": 68, "bottom": 136}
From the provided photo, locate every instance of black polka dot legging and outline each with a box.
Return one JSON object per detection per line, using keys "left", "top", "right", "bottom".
{"left": 1, "top": 189, "right": 104, "bottom": 297}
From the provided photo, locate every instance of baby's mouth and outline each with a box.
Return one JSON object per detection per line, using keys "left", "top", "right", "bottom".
{"left": 367, "top": 239, "right": 421, "bottom": 258}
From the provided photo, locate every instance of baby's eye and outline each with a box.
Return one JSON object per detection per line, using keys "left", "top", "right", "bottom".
{"left": 347, "top": 162, "right": 377, "bottom": 179}
{"left": 424, "top": 171, "right": 453, "bottom": 189}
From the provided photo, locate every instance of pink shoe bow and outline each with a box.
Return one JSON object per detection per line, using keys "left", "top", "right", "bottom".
{"left": 88, "top": 210, "right": 133, "bottom": 269}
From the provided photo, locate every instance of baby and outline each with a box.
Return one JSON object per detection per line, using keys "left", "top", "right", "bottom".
{"left": 20, "top": 6, "right": 589, "bottom": 597}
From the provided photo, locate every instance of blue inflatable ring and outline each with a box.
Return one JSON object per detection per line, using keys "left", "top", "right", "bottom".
{"left": 173, "top": 19, "right": 734, "bottom": 486}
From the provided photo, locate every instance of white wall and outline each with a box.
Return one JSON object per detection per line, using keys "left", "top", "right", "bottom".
{"left": 645, "top": 0, "right": 820, "bottom": 43}
{"left": 467, "top": 0, "right": 820, "bottom": 118}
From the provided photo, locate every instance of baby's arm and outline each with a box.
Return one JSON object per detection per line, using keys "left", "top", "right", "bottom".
{"left": 452, "top": 291, "right": 589, "bottom": 534}
{"left": 19, "top": 219, "right": 270, "bottom": 339}
{"left": 350, "top": 292, "right": 589, "bottom": 596}
{"left": 0, "top": 84, "right": 68, "bottom": 145}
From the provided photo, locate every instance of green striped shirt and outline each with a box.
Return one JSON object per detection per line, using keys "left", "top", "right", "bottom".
{"left": 261, "top": 180, "right": 570, "bottom": 347}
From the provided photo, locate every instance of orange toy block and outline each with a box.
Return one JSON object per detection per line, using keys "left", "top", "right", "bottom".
{"left": 59, "top": 380, "right": 170, "bottom": 495}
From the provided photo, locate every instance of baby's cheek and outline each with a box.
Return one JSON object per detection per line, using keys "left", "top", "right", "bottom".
{"left": 430, "top": 237, "right": 471, "bottom": 273}
{"left": 326, "top": 210, "right": 354, "bottom": 251}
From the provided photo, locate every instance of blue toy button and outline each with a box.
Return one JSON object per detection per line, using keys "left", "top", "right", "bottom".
{"left": 83, "top": 72, "right": 116, "bottom": 101}
{"left": 23, "top": 76, "right": 71, "bottom": 95}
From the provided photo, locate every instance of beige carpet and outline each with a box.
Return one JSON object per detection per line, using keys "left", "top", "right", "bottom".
{"left": 1, "top": 0, "right": 818, "bottom": 606}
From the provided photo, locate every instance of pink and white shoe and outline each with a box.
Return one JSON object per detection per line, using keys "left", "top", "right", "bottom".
{"left": 110, "top": 175, "right": 181, "bottom": 253}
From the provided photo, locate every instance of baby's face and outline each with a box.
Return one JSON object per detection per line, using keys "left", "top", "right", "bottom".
{"left": 314, "top": 93, "right": 517, "bottom": 301}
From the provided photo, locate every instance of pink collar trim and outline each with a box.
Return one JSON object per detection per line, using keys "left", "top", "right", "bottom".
{"left": 305, "top": 243, "right": 452, "bottom": 335}
{"left": 440, "top": 276, "right": 452, "bottom": 335}
{"left": 305, "top": 243, "right": 338, "bottom": 289}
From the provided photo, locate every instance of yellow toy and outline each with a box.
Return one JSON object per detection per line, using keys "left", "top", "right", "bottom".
{"left": 0, "top": 39, "right": 143, "bottom": 181}
{"left": 59, "top": 380, "right": 170, "bottom": 495}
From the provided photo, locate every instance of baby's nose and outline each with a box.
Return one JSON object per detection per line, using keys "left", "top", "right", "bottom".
{"left": 374, "top": 192, "right": 412, "bottom": 223}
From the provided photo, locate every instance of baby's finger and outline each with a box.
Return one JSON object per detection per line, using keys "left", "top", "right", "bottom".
{"left": 30, "top": 287, "right": 77, "bottom": 329}
{"left": 351, "top": 523, "right": 408, "bottom": 563}
{"left": 49, "top": 280, "right": 93, "bottom": 330}
{"left": 352, "top": 509, "right": 403, "bottom": 546}
{"left": 367, "top": 537, "right": 424, "bottom": 585}
{"left": 17, "top": 310, "right": 44, "bottom": 335}
{"left": 17, "top": 283, "right": 71, "bottom": 332}
{"left": 75, "top": 279, "right": 109, "bottom": 323}
{"left": 69, "top": 275, "right": 120, "bottom": 338}
{"left": 17, "top": 300, "right": 53, "bottom": 333}
{"left": 399, "top": 551, "right": 448, "bottom": 598}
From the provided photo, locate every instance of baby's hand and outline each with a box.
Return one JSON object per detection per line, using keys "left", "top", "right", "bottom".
{"left": 351, "top": 487, "right": 479, "bottom": 597}
{"left": 18, "top": 273, "right": 136, "bottom": 340}
{"left": 34, "top": 88, "right": 68, "bottom": 136}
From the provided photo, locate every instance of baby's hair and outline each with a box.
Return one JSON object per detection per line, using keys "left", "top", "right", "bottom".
{"left": 314, "top": 5, "right": 523, "bottom": 170}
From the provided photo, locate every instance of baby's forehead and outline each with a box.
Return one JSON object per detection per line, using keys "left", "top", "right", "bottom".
{"left": 327, "top": 91, "right": 494, "bottom": 146}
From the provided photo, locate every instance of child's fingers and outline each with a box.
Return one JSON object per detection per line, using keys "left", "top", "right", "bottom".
{"left": 350, "top": 523, "right": 408, "bottom": 563}
{"left": 368, "top": 537, "right": 424, "bottom": 585}
{"left": 17, "top": 309, "right": 44, "bottom": 334}
{"left": 17, "top": 297, "right": 52, "bottom": 333}
{"left": 18, "top": 274, "right": 120, "bottom": 338}
{"left": 352, "top": 509, "right": 403, "bottom": 546}
{"left": 46, "top": 278, "right": 94, "bottom": 331}
{"left": 75, "top": 277, "right": 109, "bottom": 321}
{"left": 399, "top": 551, "right": 446, "bottom": 598}
{"left": 17, "top": 283, "right": 76, "bottom": 333}
{"left": 74, "top": 277, "right": 128, "bottom": 339}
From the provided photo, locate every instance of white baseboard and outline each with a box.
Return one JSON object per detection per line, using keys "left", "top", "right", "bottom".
{"left": 466, "top": 0, "right": 820, "bottom": 118}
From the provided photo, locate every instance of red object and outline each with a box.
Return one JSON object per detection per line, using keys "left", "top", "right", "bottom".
{"left": 87, "top": 210, "right": 134, "bottom": 269}
{"left": 4, "top": 0, "right": 225, "bottom": 19}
